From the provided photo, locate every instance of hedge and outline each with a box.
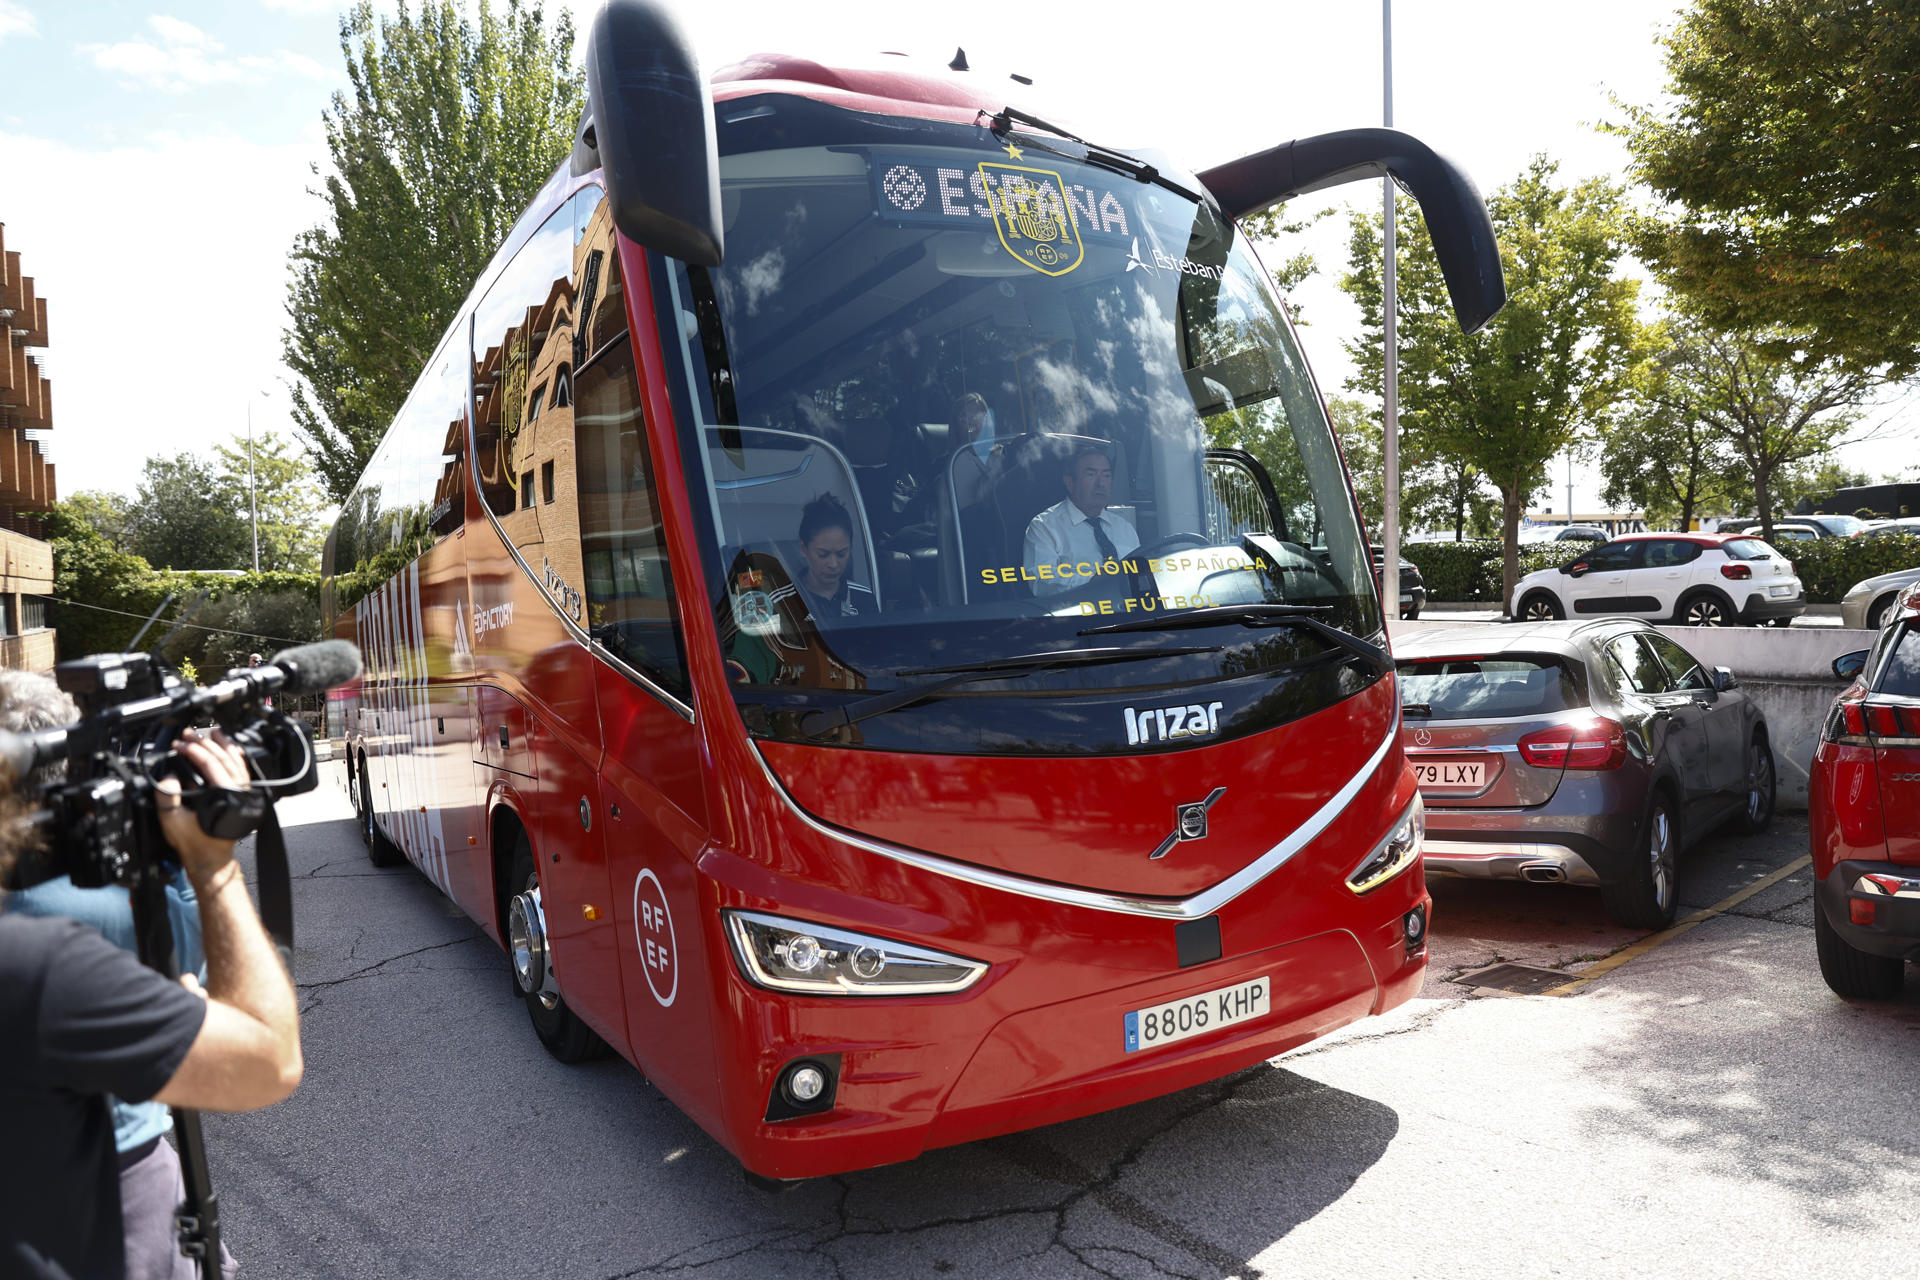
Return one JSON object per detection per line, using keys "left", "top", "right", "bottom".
{"left": 1778, "top": 533, "right": 1920, "bottom": 604}
{"left": 1403, "top": 539, "right": 1587, "bottom": 603}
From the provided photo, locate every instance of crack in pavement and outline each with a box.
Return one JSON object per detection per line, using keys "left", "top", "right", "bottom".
{"left": 295, "top": 936, "right": 481, "bottom": 995}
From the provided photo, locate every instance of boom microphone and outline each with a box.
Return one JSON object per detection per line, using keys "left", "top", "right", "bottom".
{"left": 267, "top": 640, "right": 362, "bottom": 696}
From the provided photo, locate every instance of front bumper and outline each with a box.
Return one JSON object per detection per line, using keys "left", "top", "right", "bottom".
{"left": 1817, "top": 861, "right": 1920, "bottom": 961}
{"left": 1740, "top": 587, "right": 1806, "bottom": 622}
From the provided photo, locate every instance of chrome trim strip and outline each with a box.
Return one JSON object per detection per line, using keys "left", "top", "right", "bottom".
{"left": 1854, "top": 873, "right": 1920, "bottom": 900}
{"left": 1424, "top": 840, "right": 1603, "bottom": 887}
{"left": 750, "top": 714, "right": 1400, "bottom": 921}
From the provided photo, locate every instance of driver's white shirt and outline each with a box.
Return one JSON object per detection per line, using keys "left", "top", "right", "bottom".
{"left": 1022, "top": 501, "right": 1139, "bottom": 595}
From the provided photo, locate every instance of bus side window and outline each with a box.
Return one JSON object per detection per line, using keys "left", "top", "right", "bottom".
{"left": 574, "top": 333, "right": 689, "bottom": 700}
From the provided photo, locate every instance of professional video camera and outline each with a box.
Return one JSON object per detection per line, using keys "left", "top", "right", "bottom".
{"left": 0, "top": 638, "right": 360, "bottom": 1279}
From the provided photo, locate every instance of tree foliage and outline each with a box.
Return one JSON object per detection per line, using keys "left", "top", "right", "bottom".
{"left": 62, "top": 489, "right": 134, "bottom": 550}
{"left": 124, "top": 454, "right": 252, "bottom": 572}
{"left": 213, "top": 431, "right": 329, "bottom": 573}
{"left": 285, "top": 0, "right": 584, "bottom": 501}
{"left": 1240, "top": 204, "right": 1328, "bottom": 318}
{"left": 1619, "top": 0, "right": 1920, "bottom": 374}
{"left": 1342, "top": 156, "right": 1647, "bottom": 608}
{"left": 1327, "top": 395, "right": 1497, "bottom": 541}
{"left": 1600, "top": 320, "right": 1741, "bottom": 530}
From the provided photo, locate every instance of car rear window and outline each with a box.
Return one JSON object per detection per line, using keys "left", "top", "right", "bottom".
{"left": 1880, "top": 628, "right": 1920, "bottom": 698}
{"left": 1722, "top": 538, "right": 1776, "bottom": 560}
{"left": 1397, "top": 655, "right": 1585, "bottom": 719}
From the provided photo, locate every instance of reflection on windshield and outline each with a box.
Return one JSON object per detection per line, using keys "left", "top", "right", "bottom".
{"left": 664, "top": 119, "right": 1378, "bottom": 709}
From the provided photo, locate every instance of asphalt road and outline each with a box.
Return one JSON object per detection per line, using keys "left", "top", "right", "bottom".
{"left": 202, "top": 766, "right": 1920, "bottom": 1279}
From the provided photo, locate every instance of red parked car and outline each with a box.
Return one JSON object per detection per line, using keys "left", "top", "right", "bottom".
{"left": 1811, "top": 581, "right": 1920, "bottom": 997}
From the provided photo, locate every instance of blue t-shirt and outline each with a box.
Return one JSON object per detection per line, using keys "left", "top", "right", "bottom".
{"left": 3, "top": 873, "right": 206, "bottom": 1154}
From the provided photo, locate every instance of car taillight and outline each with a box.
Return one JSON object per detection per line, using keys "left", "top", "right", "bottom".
{"left": 1825, "top": 699, "right": 1920, "bottom": 746}
{"left": 1720, "top": 563, "right": 1752, "bottom": 580}
{"left": 1517, "top": 718, "right": 1627, "bottom": 770}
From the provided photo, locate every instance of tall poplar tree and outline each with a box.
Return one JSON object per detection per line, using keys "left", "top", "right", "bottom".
{"left": 284, "top": 0, "right": 584, "bottom": 501}
{"left": 1343, "top": 157, "right": 1646, "bottom": 609}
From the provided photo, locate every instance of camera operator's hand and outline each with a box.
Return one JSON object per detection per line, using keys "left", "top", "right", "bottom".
{"left": 151, "top": 726, "right": 303, "bottom": 1112}
{"left": 154, "top": 726, "right": 250, "bottom": 878}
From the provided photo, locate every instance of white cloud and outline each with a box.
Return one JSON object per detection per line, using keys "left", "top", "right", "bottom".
{"left": 0, "top": 128, "right": 327, "bottom": 497}
{"left": 0, "top": 1, "right": 36, "bottom": 41}
{"left": 78, "top": 15, "right": 332, "bottom": 93}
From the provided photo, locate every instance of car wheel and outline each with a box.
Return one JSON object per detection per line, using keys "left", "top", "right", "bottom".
{"left": 360, "top": 761, "right": 404, "bottom": 868}
{"left": 1518, "top": 591, "right": 1564, "bottom": 622}
{"left": 508, "top": 836, "right": 605, "bottom": 1063}
{"left": 1814, "top": 900, "right": 1905, "bottom": 999}
{"left": 1868, "top": 595, "right": 1895, "bottom": 631}
{"left": 1602, "top": 795, "right": 1679, "bottom": 930}
{"left": 1731, "top": 737, "right": 1774, "bottom": 835}
{"left": 1676, "top": 591, "right": 1732, "bottom": 627}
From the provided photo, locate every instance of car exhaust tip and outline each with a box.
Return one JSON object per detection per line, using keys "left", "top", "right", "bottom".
{"left": 1519, "top": 863, "right": 1567, "bottom": 884}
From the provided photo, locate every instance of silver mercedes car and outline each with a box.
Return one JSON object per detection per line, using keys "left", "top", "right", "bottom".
{"left": 1395, "top": 619, "right": 1775, "bottom": 929}
{"left": 1841, "top": 566, "right": 1920, "bottom": 631}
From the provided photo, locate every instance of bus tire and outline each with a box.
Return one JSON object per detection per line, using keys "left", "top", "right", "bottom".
{"left": 360, "top": 760, "right": 404, "bottom": 868}
{"left": 510, "top": 837, "right": 605, "bottom": 1063}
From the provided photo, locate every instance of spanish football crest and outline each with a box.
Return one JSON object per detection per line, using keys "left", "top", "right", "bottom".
{"left": 979, "top": 162, "right": 1085, "bottom": 277}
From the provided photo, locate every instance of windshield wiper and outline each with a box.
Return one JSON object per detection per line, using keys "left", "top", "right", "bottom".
{"left": 1401, "top": 702, "right": 1434, "bottom": 718}
{"left": 982, "top": 106, "right": 1205, "bottom": 206}
{"left": 798, "top": 645, "right": 1218, "bottom": 738}
{"left": 1079, "top": 604, "right": 1390, "bottom": 671}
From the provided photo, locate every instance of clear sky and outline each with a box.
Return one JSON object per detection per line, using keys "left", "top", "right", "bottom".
{"left": 1, "top": 0, "right": 1909, "bottom": 515}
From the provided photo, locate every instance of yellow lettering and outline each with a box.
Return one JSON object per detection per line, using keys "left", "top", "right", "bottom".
{"left": 1074, "top": 562, "right": 1092, "bottom": 579}
{"left": 1037, "top": 563, "right": 1053, "bottom": 579}
{"left": 1001, "top": 565, "right": 1018, "bottom": 582}
{"left": 1057, "top": 562, "right": 1075, "bottom": 579}
{"left": 1122, "top": 559, "right": 1139, "bottom": 574}
{"left": 1254, "top": 557, "right": 1269, "bottom": 570}
{"left": 1020, "top": 566, "right": 1037, "bottom": 582}
{"left": 980, "top": 568, "right": 999, "bottom": 585}
{"left": 1079, "top": 601, "right": 1097, "bottom": 615}
{"left": 1147, "top": 558, "right": 1161, "bottom": 572}
{"left": 1098, "top": 600, "right": 1114, "bottom": 614}
{"left": 1125, "top": 597, "right": 1139, "bottom": 612}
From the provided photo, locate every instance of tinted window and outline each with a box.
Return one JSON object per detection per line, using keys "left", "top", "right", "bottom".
{"left": 1607, "top": 635, "right": 1671, "bottom": 693}
{"left": 1642, "top": 539, "right": 1702, "bottom": 568}
{"left": 1641, "top": 632, "right": 1712, "bottom": 691}
{"left": 1397, "top": 655, "right": 1583, "bottom": 718}
{"left": 1581, "top": 542, "right": 1642, "bottom": 572}
{"left": 1722, "top": 538, "right": 1776, "bottom": 560}
{"left": 1880, "top": 626, "right": 1920, "bottom": 698}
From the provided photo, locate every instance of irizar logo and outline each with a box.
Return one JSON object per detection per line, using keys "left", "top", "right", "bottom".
{"left": 1125, "top": 701, "right": 1225, "bottom": 746}
{"left": 1124, "top": 237, "right": 1225, "bottom": 282}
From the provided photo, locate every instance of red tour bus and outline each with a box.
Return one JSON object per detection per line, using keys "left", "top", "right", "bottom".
{"left": 323, "top": 0, "right": 1506, "bottom": 1180}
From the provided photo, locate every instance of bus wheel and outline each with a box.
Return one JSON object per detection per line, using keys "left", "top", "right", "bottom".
{"left": 508, "top": 837, "right": 604, "bottom": 1063}
{"left": 360, "top": 764, "right": 403, "bottom": 868}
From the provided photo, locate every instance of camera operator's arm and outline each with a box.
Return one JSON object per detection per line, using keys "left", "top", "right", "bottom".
{"left": 151, "top": 729, "right": 303, "bottom": 1111}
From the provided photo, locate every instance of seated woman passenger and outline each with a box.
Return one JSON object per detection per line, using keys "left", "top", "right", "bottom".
{"left": 774, "top": 492, "right": 877, "bottom": 622}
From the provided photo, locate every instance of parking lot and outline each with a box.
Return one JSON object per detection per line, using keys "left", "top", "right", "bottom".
{"left": 199, "top": 764, "right": 1920, "bottom": 1280}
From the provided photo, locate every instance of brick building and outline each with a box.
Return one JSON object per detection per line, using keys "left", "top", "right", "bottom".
{"left": 0, "top": 222, "right": 57, "bottom": 671}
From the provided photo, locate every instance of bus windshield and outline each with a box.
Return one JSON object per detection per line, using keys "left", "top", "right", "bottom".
{"left": 656, "top": 102, "right": 1379, "bottom": 747}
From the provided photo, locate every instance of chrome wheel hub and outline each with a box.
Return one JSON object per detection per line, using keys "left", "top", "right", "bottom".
{"left": 1649, "top": 809, "right": 1675, "bottom": 913}
{"left": 1748, "top": 747, "right": 1771, "bottom": 822}
{"left": 509, "top": 886, "right": 560, "bottom": 1009}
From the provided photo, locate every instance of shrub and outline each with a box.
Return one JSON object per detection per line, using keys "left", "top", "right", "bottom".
{"left": 1780, "top": 533, "right": 1920, "bottom": 603}
{"left": 1403, "top": 540, "right": 1502, "bottom": 601}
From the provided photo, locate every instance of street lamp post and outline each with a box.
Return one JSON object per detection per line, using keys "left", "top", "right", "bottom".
{"left": 246, "top": 390, "right": 267, "bottom": 574}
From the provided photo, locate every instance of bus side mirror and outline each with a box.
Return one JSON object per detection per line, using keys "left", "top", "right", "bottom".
{"left": 577, "top": 0, "right": 724, "bottom": 267}
{"left": 1199, "top": 128, "right": 1505, "bottom": 334}
{"left": 1833, "top": 650, "right": 1869, "bottom": 681}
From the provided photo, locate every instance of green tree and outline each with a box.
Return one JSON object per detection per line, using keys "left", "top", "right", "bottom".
{"left": 1327, "top": 395, "right": 1496, "bottom": 541}
{"left": 124, "top": 454, "right": 251, "bottom": 572}
{"left": 1240, "top": 204, "right": 1328, "bottom": 317}
{"left": 1599, "top": 321, "right": 1740, "bottom": 530}
{"left": 1618, "top": 0, "right": 1920, "bottom": 374}
{"left": 1767, "top": 457, "right": 1872, "bottom": 519}
{"left": 285, "top": 0, "right": 584, "bottom": 501}
{"left": 60, "top": 490, "right": 134, "bottom": 550}
{"left": 1343, "top": 156, "right": 1647, "bottom": 608}
{"left": 213, "top": 430, "right": 329, "bottom": 573}
{"left": 1635, "top": 328, "right": 1880, "bottom": 538}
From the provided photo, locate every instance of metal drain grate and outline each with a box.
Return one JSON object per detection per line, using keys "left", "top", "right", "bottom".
{"left": 1453, "top": 962, "right": 1568, "bottom": 995}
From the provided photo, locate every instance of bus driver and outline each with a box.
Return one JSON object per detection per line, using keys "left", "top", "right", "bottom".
{"left": 1022, "top": 443, "right": 1139, "bottom": 595}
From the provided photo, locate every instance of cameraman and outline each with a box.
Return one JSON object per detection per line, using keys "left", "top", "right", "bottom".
{"left": 1, "top": 727, "right": 303, "bottom": 1280}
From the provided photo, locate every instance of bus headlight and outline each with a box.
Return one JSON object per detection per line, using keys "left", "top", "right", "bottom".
{"left": 723, "top": 911, "right": 988, "bottom": 996}
{"left": 1345, "top": 794, "right": 1425, "bottom": 894}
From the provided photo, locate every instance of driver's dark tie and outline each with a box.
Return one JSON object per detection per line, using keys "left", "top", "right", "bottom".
{"left": 1088, "top": 515, "right": 1146, "bottom": 599}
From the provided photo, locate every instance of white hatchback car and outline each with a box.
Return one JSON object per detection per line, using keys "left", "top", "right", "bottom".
{"left": 1512, "top": 533, "right": 1806, "bottom": 627}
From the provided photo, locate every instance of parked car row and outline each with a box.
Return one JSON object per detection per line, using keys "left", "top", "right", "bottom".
{"left": 1397, "top": 618, "right": 1772, "bottom": 929}
{"left": 1510, "top": 532, "right": 1806, "bottom": 628}
{"left": 1811, "top": 581, "right": 1920, "bottom": 999}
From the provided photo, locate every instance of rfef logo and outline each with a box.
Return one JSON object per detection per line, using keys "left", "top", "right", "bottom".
{"left": 632, "top": 868, "right": 678, "bottom": 1007}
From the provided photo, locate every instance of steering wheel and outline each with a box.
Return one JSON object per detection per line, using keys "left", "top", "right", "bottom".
{"left": 1132, "top": 531, "right": 1213, "bottom": 560}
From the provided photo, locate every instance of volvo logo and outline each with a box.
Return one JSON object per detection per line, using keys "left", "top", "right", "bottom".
{"left": 1150, "top": 788, "right": 1227, "bottom": 859}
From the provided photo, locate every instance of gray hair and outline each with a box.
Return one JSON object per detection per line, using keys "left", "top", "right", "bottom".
{"left": 0, "top": 670, "right": 78, "bottom": 786}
